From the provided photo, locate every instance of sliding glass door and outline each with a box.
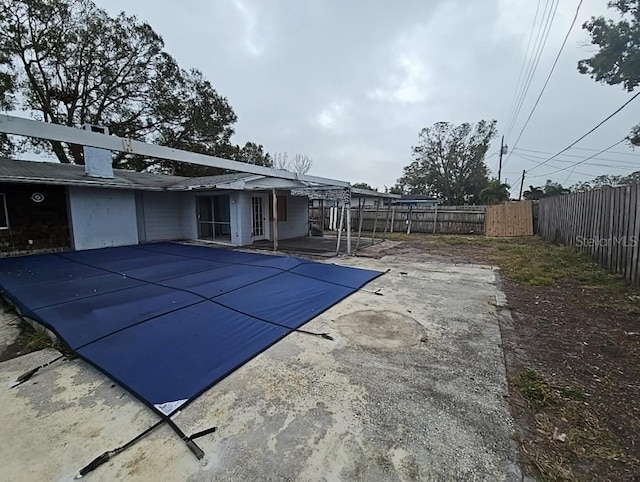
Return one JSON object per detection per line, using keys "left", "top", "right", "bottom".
{"left": 196, "top": 195, "right": 231, "bottom": 241}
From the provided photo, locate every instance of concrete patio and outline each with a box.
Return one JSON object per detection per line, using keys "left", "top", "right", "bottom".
{"left": 0, "top": 244, "right": 521, "bottom": 481}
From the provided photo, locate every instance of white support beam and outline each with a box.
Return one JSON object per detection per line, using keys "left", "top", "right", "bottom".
{"left": 0, "top": 114, "right": 349, "bottom": 187}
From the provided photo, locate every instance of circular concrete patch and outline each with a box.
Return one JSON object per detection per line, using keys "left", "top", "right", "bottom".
{"left": 336, "top": 310, "right": 426, "bottom": 349}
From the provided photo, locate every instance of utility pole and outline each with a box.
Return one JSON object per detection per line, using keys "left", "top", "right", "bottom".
{"left": 518, "top": 169, "right": 526, "bottom": 201}
{"left": 498, "top": 136, "right": 507, "bottom": 183}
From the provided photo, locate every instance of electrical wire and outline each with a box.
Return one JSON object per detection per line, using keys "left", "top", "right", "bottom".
{"left": 514, "top": 153, "right": 640, "bottom": 170}
{"left": 511, "top": 150, "right": 640, "bottom": 168}
{"left": 515, "top": 146, "right": 640, "bottom": 159}
{"left": 522, "top": 90, "right": 640, "bottom": 177}
{"left": 505, "top": 0, "right": 543, "bottom": 130}
{"left": 504, "top": 0, "right": 584, "bottom": 165}
{"left": 506, "top": 0, "right": 560, "bottom": 139}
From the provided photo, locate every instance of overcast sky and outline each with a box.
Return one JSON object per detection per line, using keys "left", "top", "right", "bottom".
{"left": 97, "top": 0, "right": 639, "bottom": 193}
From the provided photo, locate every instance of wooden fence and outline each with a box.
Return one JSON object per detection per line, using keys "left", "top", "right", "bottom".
{"left": 485, "top": 201, "right": 534, "bottom": 237}
{"left": 310, "top": 205, "right": 486, "bottom": 235}
{"left": 538, "top": 184, "right": 640, "bottom": 286}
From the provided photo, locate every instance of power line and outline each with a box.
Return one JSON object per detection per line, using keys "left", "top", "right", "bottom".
{"left": 525, "top": 90, "right": 640, "bottom": 175}
{"left": 511, "top": 151, "right": 637, "bottom": 169}
{"left": 506, "top": 0, "right": 559, "bottom": 139}
{"left": 512, "top": 149, "right": 640, "bottom": 167}
{"left": 504, "top": 0, "right": 583, "bottom": 165}
{"left": 505, "top": 0, "right": 553, "bottom": 136}
{"left": 515, "top": 146, "right": 640, "bottom": 159}
{"left": 505, "top": 0, "right": 543, "bottom": 130}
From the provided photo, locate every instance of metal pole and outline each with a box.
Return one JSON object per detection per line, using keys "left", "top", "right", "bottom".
{"left": 336, "top": 202, "right": 345, "bottom": 255}
{"left": 371, "top": 197, "right": 380, "bottom": 245}
{"left": 406, "top": 205, "right": 413, "bottom": 235}
{"left": 346, "top": 200, "right": 352, "bottom": 255}
{"left": 432, "top": 204, "right": 438, "bottom": 235}
{"left": 321, "top": 199, "right": 325, "bottom": 231}
{"left": 382, "top": 201, "right": 392, "bottom": 240}
{"left": 498, "top": 135, "right": 504, "bottom": 183}
{"left": 356, "top": 198, "right": 364, "bottom": 251}
{"left": 390, "top": 206, "right": 395, "bottom": 233}
{"left": 272, "top": 189, "right": 278, "bottom": 251}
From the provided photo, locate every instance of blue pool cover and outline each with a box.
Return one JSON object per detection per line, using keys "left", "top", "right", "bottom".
{"left": 0, "top": 243, "right": 381, "bottom": 416}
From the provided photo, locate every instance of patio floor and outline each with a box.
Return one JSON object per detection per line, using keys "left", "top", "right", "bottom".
{"left": 252, "top": 235, "right": 384, "bottom": 256}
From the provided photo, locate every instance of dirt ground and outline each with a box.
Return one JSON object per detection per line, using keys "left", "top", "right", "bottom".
{"left": 368, "top": 234, "right": 640, "bottom": 481}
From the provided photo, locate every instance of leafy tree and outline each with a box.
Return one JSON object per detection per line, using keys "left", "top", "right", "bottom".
{"left": 579, "top": 0, "right": 640, "bottom": 144}
{"left": 543, "top": 179, "right": 571, "bottom": 197}
{"left": 622, "top": 170, "right": 640, "bottom": 183}
{"left": 523, "top": 185, "right": 545, "bottom": 200}
{"left": 479, "top": 179, "right": 510, "bottom": 205}
{"left": 351, "top": 182, "right": 377, "bottom": 191}
{"left": 232, "top": 142, "right": 272, "bottom": 167}
{"left": 0, "top": 0, "right": 237, "bottom": 170}
{"left": 571, "top": 171, "right": 640, "bottom": 190}
{"left": 568, "top": 181, "right": 591, "bottom": 192}
{"left": 394, "top": 120, "right": 497, "bottom": 205}
{"left": 0, "top": 50, "right": 13, "bottom": 156}
{"left": 272, "top": 152, "right": 313, "bottom": 174}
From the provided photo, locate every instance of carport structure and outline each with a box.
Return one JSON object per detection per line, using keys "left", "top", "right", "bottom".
{"left": 0, "top": 114, "right": 387, "bottom": 475}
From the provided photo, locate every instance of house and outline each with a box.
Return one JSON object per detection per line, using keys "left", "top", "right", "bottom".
{"left": 0, "top": 158, "right": 318, "bottom": 254}
{"left": 393, "top": 194, "right": 439, "bottom": 208}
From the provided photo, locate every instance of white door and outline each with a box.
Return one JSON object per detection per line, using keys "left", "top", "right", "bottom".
{"left": 252, "top": 196, "right": 268, "bottom": 241}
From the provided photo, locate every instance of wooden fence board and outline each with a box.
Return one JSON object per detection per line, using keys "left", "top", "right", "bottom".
{"left": 538, "top": 185, "right": 640, "bottom": 286}
{"left": 485, "top": 201, "right": 534, "bottom": 237}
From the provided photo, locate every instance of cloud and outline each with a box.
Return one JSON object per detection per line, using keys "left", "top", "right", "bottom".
{"left": 95, "top": 0, "right": 640, "bottom": 191}
{"left": 230, "top": 0, "right": 265, "bottom": 57}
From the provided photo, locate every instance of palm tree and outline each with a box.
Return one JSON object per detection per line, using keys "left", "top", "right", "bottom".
{"left": 523, "top": 185, "right": 544, "bottom": 200}
{"left": 480, "top": 179, "right": 511, "bottom": 205}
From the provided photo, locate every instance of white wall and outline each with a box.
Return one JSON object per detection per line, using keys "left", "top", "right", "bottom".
{"left": 276, "top": 193, "right": 309, "bottom": 240}
{"left": 68, "top": 187, "right": 138, "bottom": 250}
{"left": 136, "top": 191, "right": 197, "bottom": 242}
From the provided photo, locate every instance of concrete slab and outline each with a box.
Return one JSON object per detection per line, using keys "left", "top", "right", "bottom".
{"left": 0, "top": 250, "right": 521, "bottom": 481}
{"left": 251, "top": 235, "right": 383, "bottom": 257}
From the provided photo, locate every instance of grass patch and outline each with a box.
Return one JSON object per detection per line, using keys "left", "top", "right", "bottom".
{"left": 512, "top": 368, "right": 586, "bottom": 410}
{"left": 513, "top": 368, "right": 631, "bottom": 481}
{"left": 20, "top": 321, "right": 68, "bottom": 354}
{"left": 392, "top": 233, "right": 630, "bottom": 291}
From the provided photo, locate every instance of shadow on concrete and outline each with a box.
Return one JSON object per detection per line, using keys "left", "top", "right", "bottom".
{"left": 252, "top": 235, "right": 384, "bottom": 257}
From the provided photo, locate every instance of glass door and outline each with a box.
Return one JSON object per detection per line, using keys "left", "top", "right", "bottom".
{"left": 197, "top": 196, "right": 214, "bottom": 239}
{"left": 252, "top": 196, "right": 266, "bottom": 240}
{"left": 196, "top": 195, "right": 231, "bottom": 241}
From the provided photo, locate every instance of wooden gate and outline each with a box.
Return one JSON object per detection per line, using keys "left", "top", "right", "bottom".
{"left": 485, "top": 201, "right": 534, "bottom": 237}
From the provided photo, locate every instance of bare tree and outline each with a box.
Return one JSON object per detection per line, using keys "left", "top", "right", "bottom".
{"left": 272, "top": 151, "right": 313, "bottom": 174}
{"left": 273, "top": 152, "right": 289, "bottom": 170}
{"left": 290, "top": 153, "right": 313, "bottom": 174}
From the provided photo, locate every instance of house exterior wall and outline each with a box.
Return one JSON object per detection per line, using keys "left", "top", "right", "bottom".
{"left": 68, "top": 187, "right": 138, "bottom": 250}
{"left": 276, "top": 193, "right": 309, "bottom": 239}
{"left": 136, "top": 191, "right": 198, "bottom": 242}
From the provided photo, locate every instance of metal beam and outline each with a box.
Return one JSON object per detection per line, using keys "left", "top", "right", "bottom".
{"left": 0, "top": 114, "right": 349, "bottom": 187}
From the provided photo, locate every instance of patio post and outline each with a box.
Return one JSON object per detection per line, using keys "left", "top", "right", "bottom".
{"left": 272, "top": 189, "right": 278, "bottom": 252}
{"left": 356, "top": 197, "right": 364, "bottom": 251}
{"left": 371, "top": 197, "right": 380, "bottom": 245}
{"left": 383, "top": 201, "right": 392, "bottom": 240}
{"left": 336, "top": 201, "right": 345, "bottom": 255}
{"left": 346, "top": 200, "right": 352, "bottom": 255}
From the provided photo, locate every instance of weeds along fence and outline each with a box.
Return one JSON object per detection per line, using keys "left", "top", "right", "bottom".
{"left": 538, "top": 183, "right": 640, "bottom": 286}
{"left": 309, "top": 205, "right": 486, "bottom": 235}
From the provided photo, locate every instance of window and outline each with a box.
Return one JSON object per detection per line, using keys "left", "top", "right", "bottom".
{"left": 0, "top": 193, "right": 8, "bottom": 229}
{"left": 269, "top": 194, "right": 287, "bottom": 221}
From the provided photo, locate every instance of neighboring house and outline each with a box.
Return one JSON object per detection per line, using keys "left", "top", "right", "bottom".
{"left": 393, "top": 195, "right": 439, "bottom": 208}
{"left": 0, "top": 158, "right": 315, "bottom": 254}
